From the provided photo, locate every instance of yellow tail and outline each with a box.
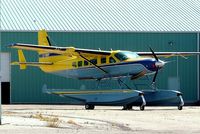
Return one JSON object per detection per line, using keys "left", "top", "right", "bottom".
{"left": 38, "top": 29, "right": 55, "bottom": 65}
{"left": 11, "top": 30, "right": 55, "bottom": 70}
{"left": 38, "top": 29, "right": 51, "bottom": 54}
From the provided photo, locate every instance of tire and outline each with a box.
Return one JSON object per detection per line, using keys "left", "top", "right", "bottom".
{"left": 140, "top": 105, "right": 145, "bottom": 111}
{"left": 122, "top": 105, "right": 132, "bottom": 110}
{"left": 178, "top": 105, "right": 183, "bottom": 110}
{"left": 122, "top": 105, "right": 128, "bottom": 110}
{"left": 127, "top": 105, "right": 132, "bottom": 110}
{"left": 85, "top": 104, "right": 95, "bottom": 110}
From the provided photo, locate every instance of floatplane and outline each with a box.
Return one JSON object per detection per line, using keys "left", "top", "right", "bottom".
{"left": 10, "top": 30, "right": 200, "bottom": 110}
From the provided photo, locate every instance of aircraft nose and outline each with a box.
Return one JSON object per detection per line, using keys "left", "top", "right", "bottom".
{"left": 155, "top": 60, "right": 165, "bottom": 68}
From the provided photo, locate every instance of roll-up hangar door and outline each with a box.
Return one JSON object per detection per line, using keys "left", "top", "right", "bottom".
{"left": 0, "top": 53, "right": 11, "bottom": 104}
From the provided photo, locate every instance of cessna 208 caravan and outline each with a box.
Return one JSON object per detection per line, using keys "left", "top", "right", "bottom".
{"left": 10, "top": 30, "right": 200, "bottom": 110}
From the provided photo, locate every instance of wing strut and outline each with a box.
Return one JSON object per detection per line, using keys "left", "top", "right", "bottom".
{"left": 78, "top": 52, "right": 132, "bottom": 89}
{"left": 78, "top": 53, "right": 108, "bottom": 74}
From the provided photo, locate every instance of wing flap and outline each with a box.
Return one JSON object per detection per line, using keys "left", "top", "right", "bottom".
{"left": 75, "top": 48, "right": 111, "bottom": 55}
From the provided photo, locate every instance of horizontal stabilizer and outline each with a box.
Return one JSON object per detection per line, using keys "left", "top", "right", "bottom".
{"left": 11, "top": 62, "right": 53, "bottom": 67}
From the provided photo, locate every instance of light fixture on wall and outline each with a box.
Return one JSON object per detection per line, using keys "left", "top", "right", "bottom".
{"left": 168, "top": 41, "right": 174, "bottom": 46}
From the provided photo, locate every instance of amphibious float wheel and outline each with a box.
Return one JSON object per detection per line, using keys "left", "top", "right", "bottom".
{"left": 127, "top": 105, "right": 132, "bottom": 110}
{"left": 85, "top": 104, "right": 95, "bottom": 110}
{"left": 177, "top": 94, "right": 184, "bottom": 110}
{"left": 122, "top": 105, "right": 132, "bottom": 110}
{"left": 122, "top": 105, "right": 127, "bottom": 110}
{"left": 140, "top": 105, "right": 145, "bottom": 111}
{"left": 178, "top": 105, "right": 183, "bottom": 110}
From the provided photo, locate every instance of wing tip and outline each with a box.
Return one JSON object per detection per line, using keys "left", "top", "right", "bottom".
{"left": 8, "top": 43, "right": 18, "bottom": 48}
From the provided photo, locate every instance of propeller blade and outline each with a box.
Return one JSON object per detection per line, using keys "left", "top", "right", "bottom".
{"left": 149, "top": 47, "right": 158, "bottom": 61}
{"left": 152, "top": 69, "right": 158, "bottom": 83}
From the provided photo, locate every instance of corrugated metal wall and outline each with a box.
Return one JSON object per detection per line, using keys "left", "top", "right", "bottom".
{"left": 1, "top": 32, "right": 198, "bottom": 103}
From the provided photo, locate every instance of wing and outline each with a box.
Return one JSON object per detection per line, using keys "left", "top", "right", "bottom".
{"left": 10, "top": 43, "right": 200, "bottom": 57}
{"left": 9, "top": 43, "right": 111, "bottom": 56}
{"left": 137, "top": 52, "right": 200, "bottom": 58}
{"left": 9, "top": 43, "right": 74, "bottom": 54}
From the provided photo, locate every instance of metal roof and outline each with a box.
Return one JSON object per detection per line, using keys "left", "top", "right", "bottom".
{"left": 1, "top": 0, "right": 200, "bottom": 32}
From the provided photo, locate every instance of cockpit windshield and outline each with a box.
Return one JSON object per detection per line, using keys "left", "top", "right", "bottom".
{"left": 114, "top": 51, "right": 139, "bottom": 61}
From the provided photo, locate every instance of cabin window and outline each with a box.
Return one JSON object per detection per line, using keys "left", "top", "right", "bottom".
{"left": 101, "top": 57, "right": 106, "bottom": 64}
{"left": 72, "top": 62, "right": 77, "bottom": 67}
{"left": 115, "top": 52, "right": 139, "bottom": 61}
{"left": 90, "top": 59, "right": 97, "bottom": 65}
{"left": 84, "top": 60, "right": 89, "bottom": 66}
{"left": 78, "top": 61, "right": 82, "bottom": 67}
{"left": 109, "top": 57, "right": 116, "bottom": 63}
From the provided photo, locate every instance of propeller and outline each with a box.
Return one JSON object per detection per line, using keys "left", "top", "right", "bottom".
{"left": 152, "top": 69, "right": 158, "bottom": 84}
{"left": 149, "top": 47, "right": 158, "bottom": 61}
{"left": 149, "top": 47, "right": 159, "bottom": 88}
{"left": 149, "top": 47, "right": 175, "bottom": 89}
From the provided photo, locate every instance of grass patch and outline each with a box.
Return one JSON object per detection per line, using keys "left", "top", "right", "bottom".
{"left": 67, "top": 119, "right": 77, "bottom": 125}
{"left": 30, "top": 113, "right": 61, "bottom": 128}
{"left": 67, "top": 119, "right": 81, "bottom": 127}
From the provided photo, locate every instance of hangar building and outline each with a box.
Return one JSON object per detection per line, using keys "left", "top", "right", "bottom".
{"left": 0, "top": 0, "right": 200, "bottom": 104}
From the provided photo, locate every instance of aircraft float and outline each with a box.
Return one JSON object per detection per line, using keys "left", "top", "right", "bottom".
{"left": 10, "top": 30, "right": 200, "bottom": 110}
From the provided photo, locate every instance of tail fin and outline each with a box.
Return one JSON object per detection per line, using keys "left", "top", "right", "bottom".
{"left": 11, "top": 49, "right": 53, "bottom": 70}
{"left": 18, "top": 49, "right": 27, "bottom": 69}
{"left": 38, "top": 29, "right": 52, "bottom": 54}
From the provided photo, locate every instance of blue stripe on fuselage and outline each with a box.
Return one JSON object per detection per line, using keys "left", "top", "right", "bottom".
{"left": 78, "top": 58, "right": 157, "bottom": 72}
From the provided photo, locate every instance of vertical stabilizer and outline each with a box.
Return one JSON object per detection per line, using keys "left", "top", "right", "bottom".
{"left": 38, "top": 29, "right": 50, "bottom": 46}
{"left": 38, "top": 29, "right": 51, "bottom": 54}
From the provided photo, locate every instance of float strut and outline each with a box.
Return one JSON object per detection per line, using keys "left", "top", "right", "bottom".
{"left": 139, "top": 93, "right": 146, "bottom": 111}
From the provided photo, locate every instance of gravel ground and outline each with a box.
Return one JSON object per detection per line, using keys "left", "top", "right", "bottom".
{"left": 0, "top": 105, "right": 200, "bottom": 134}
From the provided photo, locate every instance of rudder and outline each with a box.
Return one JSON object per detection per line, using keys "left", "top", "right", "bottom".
{"left": 38, "top": 29, "right": 51, "bottom": 46}
{"left": 38, "top": 29, "right": 51, "bottom": 55}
